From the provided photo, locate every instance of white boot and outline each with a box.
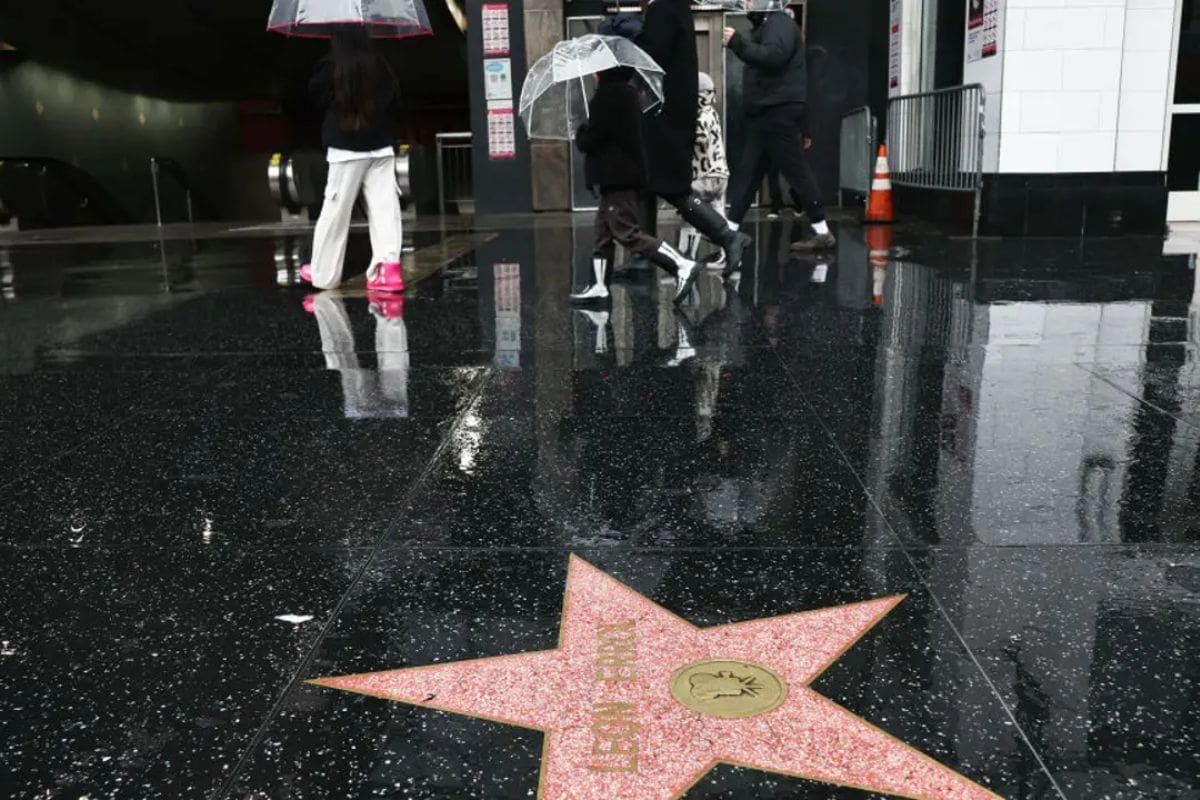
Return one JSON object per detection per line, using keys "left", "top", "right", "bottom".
{"left": 576, "top": 310, "right": 611, "bottom": 353}
{"left": 665, "top": 316, "right": 696, "bottom": 367}
{"left": 649, "top": 242, "right": 699, "bottom": 305}
{"left": 569, "top": 257, "right": 611, "bottom": 303}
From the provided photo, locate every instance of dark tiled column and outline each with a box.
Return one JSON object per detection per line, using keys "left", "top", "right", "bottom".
{"left": 524, "top": 0, "right": 570, "bottom": 211}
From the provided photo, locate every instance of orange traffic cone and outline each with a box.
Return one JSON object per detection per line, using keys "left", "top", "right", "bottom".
{"left": 867, "top": 224, "right": 892, "bottom": 265}
{"left": 868, "top": 224, "right": 892, "bottom": 306}
{"left": 865, "top": 144, "right": 895, "bottom": 224}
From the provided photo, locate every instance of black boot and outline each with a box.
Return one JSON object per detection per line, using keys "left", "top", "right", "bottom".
{"left": 677, "top": 195, "right": 753, "bottom": 274}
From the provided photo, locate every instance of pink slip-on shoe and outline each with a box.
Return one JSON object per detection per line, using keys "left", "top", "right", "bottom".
{"left": 367, "top": 261, "right": 405, "bottom": 294}
{"left": 368, "top": 292, "right": 405, "bottom": 319}
{"left": 301, "top": 294, "right": 316, "bottom": 314}
{"left": 299, "top": 264, "right": 313, "bottom": 284}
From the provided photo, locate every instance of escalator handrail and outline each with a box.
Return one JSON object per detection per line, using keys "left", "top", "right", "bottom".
{"left": 0, "top": 156, "right": 132, "bottom": 224}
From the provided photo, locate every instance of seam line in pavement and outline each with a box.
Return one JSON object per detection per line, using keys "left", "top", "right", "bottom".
{"left": 210, "top": 366, "right": 495, "bottom": 800}
{"left": 767, "top": 341, "right": 1071, "bottom": 800}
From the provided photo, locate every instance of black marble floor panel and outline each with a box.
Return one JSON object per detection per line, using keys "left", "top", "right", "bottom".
{"left": 1084, "top": 358, "right": 1200, "bottom": 432}
{"left": 2, "top": 219, "right": 1198, "bottom": 800}
{"left": 0, "top": 363, "right": 219, "bottom": 487}
{"left": 777, "top": 346, "right": 1200, "bottom": 546}
{"left": 0, "top": 546, "right": 368, "bottom": 800}
{"left": 912, "top": 546, "right": 1200, "bottom": 799}
{"left": 476, "top": 352, "right": 804, "bottom": 419}
{"left": 186, "top": 365, "right": 487, "bottom": 421}
{"left": 224, "top": 548, "right": 1044, "bottom": 800}
{"left": 388, "top": 383, "right": 871, "bottom": 549}
{"left": 0, "top": 413, "right": 456, "bottom": 548}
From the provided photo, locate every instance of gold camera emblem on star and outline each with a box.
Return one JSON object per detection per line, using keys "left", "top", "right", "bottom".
{"left": 671, "top": 660, "right": 788, "bottom": 718}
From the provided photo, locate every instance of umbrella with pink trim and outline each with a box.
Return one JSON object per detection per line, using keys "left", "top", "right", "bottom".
{"left": 267, "top": 0, "right": 433, "bottom": 39}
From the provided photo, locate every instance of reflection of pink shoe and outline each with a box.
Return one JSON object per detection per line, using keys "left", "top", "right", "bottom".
{"left": 367, "top": 261, "right": 405, "bottom": 294}
{"left": 368, "top": 292, "right": 405, "bottom": 319}
{"left": 299, "top": 264, "right": 313, "bottom": 284}
{"left": 301, "top": 294, "right": 316, "bottom": 314}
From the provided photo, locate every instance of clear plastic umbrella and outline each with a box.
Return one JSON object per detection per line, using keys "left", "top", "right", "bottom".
{"left": 719, "top": 0, "right": 789, "bottom": 10}
{"left": 519, "top": 35, "right": 665, "bottom": 141}
{"left": 267, "top": 0, "right": 433, "bottom": 39}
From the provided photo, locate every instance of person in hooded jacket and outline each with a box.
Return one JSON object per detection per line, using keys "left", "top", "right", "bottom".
{"left": 602, "top": 0, "right": 753, "bottom": 276}
{"left": 724, "top": 1, "right": 835, "bottom": 251}
{"left": 570, "top": 66, "right": 700, "bottom": 306}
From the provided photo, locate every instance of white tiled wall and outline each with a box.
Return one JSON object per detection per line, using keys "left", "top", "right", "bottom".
{"left": 984, "top": 0, "right": 1180, "bottom": 173}
{"left": 963, "top": 1, "right": 1006, "bottom": 170}
{"left": 1115, "top": 4, "right": 1176, "bottom": 170}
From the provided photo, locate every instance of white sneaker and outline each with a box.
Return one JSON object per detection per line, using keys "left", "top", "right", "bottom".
{"left": 569, "top": 283, "right": 610, "bottom": 302}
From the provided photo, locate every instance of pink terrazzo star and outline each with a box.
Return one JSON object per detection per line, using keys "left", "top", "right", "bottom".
{"left": 311, "top": 555, "right": 1002, "bottom": 800}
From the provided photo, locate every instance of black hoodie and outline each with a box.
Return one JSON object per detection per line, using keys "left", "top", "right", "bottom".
{"left": 728, "top": 12, "right": 807, "bottom": 116}
{"left": 309, "top": 56, "right": 402, "bottom": 152}
{"left": 574, "top": 68, "right": 649, "bottom": 192}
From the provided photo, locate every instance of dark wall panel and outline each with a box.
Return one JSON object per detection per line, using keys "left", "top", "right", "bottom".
{"left": 0, "top": 55, "right": 272, "bottom": 223}
{"left": 466, "top": 0, "right": 532, "bottom": 214}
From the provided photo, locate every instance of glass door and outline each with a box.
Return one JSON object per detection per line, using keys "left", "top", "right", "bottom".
{"left": 1167, "top": 0, "right": 1199, "bottom": 221}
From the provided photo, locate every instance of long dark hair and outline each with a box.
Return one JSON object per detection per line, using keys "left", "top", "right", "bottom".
{"left": 331, "top": 27, "right": 379, "bottom": 133}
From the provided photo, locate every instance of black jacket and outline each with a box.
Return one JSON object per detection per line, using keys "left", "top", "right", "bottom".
{"left": 576, "top": 72, "right": 647, "bottom": 192}
{"left": 728, "top": 12, "right": 807, "bottom": 117}
{"left": 633, "top": 0, "right": 698, "bottom": 196}
{"left": 310, "top": 56, "right": 402, "bottom": 151}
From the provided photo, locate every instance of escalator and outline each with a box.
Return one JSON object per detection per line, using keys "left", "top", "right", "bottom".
{"left": 0, "top": 157, "right": 133, "bottom": 229}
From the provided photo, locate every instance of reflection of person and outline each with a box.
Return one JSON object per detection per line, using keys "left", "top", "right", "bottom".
{"left": 602, "top": 0, "right": 753, "bottom": 273}
{"left": 724, "top": 3, "right": 835, "bottom": 252}
{"left": 301, "top": 27, "right": 406, "bottom": 293}
{"left": 572, "top": 67, "right": 700, "bottom": 305}
{"left": 765, "top": 133, "right": 811, "bottom": 217}
{"left": 679, "top": 72, "right": 730, "bottom": 268}
{"left": 310, "top": 293, "right": 410, "bottom": 419}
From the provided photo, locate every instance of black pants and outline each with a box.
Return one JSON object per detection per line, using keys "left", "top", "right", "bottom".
{"left": 729, "top": 103, "right": 825, "bottom": 226}
{"left": 766, "top": 166, "right": 803, "bottom": 211}
{"left": 595, "top": 189, "right": 660, "bottom": 260}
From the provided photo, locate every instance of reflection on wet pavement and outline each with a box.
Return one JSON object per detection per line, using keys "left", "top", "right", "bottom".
{"left": 0, "top": 218, "right": 1197, "bottom": 800}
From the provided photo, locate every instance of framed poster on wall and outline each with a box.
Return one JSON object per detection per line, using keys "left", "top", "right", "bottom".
{"left": 888, "top": 0, "right": 902, "bottom": 90}
{"left": 967, "top": 0, "right": 998, "bottom": 62}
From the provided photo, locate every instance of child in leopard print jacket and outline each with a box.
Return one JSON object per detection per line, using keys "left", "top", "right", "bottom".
{"left": 680, "top": 72, "right": 730, "bottom": 266}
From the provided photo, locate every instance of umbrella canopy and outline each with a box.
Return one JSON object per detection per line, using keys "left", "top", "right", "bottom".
{"left": 267, "top": 0, "right": 433, "bottom": 39}
{"left": 519, "top": 35, "right": 664, "bottom": 141}
{"left": 720, "top": 0, "right": 789, "bottom": 11}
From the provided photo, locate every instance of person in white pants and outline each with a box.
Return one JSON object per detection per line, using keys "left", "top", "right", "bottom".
{"left": 308, "top": 152, "right": 403, "bottom": 290}
{"left": 300, "top": 26, "right": 406, "bottom": 295}
{"left": 311, "top": 293, "right": 410, "bottom": 419}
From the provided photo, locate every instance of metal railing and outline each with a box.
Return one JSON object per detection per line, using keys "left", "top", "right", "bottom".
{"left": 886, "top": 84, "right": 986, "bottom": 237}
{"left": 838, "top": 106, "right": 877, "bottom": 204}
{"left": 435, "top": 132, "right": 474, "bottom": 216}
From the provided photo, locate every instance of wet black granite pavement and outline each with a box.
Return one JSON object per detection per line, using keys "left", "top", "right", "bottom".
{"left": 1, "top": 218, "right": 1198, "bottom": 800}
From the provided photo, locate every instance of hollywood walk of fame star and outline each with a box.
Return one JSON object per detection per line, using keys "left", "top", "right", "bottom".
{"left": 311, "top": 555, "right": 1003, "bottom": 800}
